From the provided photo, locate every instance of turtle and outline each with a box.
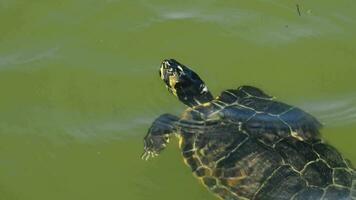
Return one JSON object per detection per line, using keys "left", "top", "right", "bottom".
{"left": 141, "top": 59, "right": 356, "bottom": 200}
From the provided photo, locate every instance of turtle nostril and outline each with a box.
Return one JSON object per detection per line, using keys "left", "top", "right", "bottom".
{"left": 159, "top": 70, "right": 161, "bottom": 77}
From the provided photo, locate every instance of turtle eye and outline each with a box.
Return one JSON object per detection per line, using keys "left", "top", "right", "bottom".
{"left": 163, "top": 60, "right": 171, "bottom": 69}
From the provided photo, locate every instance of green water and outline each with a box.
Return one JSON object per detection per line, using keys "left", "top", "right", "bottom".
{"left": 0, "top": 0, "right": 355, "bottom": 199}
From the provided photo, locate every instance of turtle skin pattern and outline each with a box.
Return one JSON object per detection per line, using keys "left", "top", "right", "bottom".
{"left": 178, "top": 86, "right": 356, "bottom": 200}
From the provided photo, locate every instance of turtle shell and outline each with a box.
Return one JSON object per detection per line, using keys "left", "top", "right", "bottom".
{"left": 183, "top": 86, "right": 322, "bottom": 144}
{"left": 178, "top": 86, "right": 355, "bottom": 200}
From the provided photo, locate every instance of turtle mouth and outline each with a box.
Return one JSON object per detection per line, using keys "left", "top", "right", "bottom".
{"left": 159, "top": 61, "right": 170, "bottom": 85}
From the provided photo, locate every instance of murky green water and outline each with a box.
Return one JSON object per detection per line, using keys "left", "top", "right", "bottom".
{"left": 0, "top": 0, "right": 355, "bottom": 199}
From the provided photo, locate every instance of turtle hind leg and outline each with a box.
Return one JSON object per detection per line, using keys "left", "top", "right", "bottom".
{"left": 141, "top": 114, "right": 179, "bottom": 160}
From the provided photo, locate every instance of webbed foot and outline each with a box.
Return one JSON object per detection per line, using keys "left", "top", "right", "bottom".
{"left": 141, "top": 114, "right": 179, "bottom": 160}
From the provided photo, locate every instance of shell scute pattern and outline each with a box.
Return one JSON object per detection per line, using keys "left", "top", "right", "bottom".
{"left": 218, "top": 105, "right": 256, "bottom": 123}
{"left": 239, "top": 86, "right": 272, "bottom": 98}
{"left": 180, "top": 120, "right": 355, "bottom": 199}
{"left": 264, "top": 101, "right": 292, "bottom": 115}
{"left": 186, "top": 86, "right": 321, "bottom": 145}
{"left": 279, "top": 107, "right": 322, "bottom": 139}
{"left": 323, "top": 185, "right": 351, "bottom": 200}
{"left": 238, "top": 97, "right": 272, "bottom": 111}
{"left": 301, "top": 160, "right": 333, "bottom": 187}
{"left": 334, "top": 168, "right": 353, "bottom": 187}
{"left": 204, "top": 138, "right": 284, "bottom": 198}
{"left": 253, "top": 165, "right": 307, "bottom": 200}
{"left": 292, "top": 187, "right": 324, "bottom": 200}
{"left": 192, "top": 123, "right": 244, "bottom": 158}
{"left": 241, "top": 113, "right": 290, "bottom": 145}
{"left": 217, "top": 90, "right": 240, "bottom": 104}
{"left": 212, "top": 86, "right": 322, "bottom": 142}
{"left": 195, "top": 166, "right": 212, "bottom": 177}
{"left": 313, "top": 143, "right": 348, "bottom": 168}
{"left": 203, "top": 176, "right": 218, "bottom": 188}
{"left": 275, "top": 138, "right": 319, "bottom": 171}
{"left": 179, "top": 86, "right": 354, "bottom": 199}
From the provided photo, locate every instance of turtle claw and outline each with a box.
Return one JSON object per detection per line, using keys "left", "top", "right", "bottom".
{"left": 141, "top": 150, "right": 158, "bottom": 161}
{"left": 141, "top": 151, "right": 150, "bottom": 161}
{"left": 142, "top": 132, "right": 170, "bottom": 161}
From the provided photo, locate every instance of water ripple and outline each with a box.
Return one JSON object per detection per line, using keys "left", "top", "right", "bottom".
{"left": 137, "top": 1, "right": 348, "bottom": 44}
{"left": 297, "top": 94, "right": 356, "bottom": 127}
{"left": 0, "top": 47, "right": 60, "bottom": 69}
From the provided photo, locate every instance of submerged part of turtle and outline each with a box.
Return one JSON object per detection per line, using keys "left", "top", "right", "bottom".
{"left": 142, "top": 59, "right": 356, "bottom": 200}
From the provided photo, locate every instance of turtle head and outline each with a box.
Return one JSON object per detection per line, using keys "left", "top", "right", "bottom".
{"left": 159, "top": 59, "right": 213, "bottom": 107}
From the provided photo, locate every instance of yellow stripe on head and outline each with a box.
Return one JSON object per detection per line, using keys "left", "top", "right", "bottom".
{"left": 169, "top": 75, "right": 178, "bottom": 96}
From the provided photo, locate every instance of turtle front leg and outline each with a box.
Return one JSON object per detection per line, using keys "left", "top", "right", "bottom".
{"left": 141, "top": 114, "right": 179, "bottom": 160}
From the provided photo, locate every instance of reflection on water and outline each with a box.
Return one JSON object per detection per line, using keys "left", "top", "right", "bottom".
{"left": 139, "top": 0, "right": 347, "bottom": 44}
{"left": 298, "top": 93, "right": 356, "bottom": 126}
{"left": 0, "top": 47, "right": 60, "bottom": 69}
